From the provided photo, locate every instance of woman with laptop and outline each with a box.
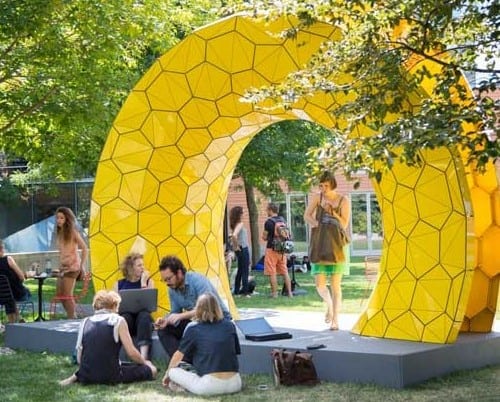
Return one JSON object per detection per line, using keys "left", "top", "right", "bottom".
{"left": 162, "top": 292, "right": 242, "bottom": 396}
{"left": 113, "top": 252, "right": 154, "bottom": 359}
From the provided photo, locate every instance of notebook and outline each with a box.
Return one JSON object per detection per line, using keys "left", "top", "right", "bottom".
{"left": 118, "top": 288, "right": 158, "bottom": 314}
{"left": 234, "top": 317, "right": 293, "bottom": 342}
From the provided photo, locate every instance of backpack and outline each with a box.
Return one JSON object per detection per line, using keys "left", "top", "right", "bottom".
{"left": 271, "top": 217, "right": 294, "bottom": 253}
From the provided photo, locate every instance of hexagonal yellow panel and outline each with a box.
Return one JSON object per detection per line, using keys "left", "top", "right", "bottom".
{"left": 90, "top": 14, "right": 499, "bottom": 341}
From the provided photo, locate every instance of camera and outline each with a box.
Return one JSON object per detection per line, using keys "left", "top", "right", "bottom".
{"left": 283, "top": 240, "right": 294, "bottom": 254}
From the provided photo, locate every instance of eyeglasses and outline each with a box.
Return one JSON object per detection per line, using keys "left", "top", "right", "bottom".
{"left": 163, "top": 274, "right": 175, "bottom": 283}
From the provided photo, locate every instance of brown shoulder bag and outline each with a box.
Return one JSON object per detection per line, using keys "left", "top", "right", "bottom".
{"left": 271, "top": 348, "right": 320, "bottom": 386}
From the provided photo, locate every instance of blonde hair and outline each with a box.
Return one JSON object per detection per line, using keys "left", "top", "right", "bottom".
{"left": 93, "top": 290, "right": 121, "bottom": 311}
{"left": 194, "top": 293, "right": 223, "bottom": 323}
{"left": 119, "top": 252, "right": 143, "bottom": 278}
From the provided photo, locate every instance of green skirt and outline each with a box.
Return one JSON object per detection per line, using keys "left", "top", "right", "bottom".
{"left": 311, "top": 246, "right": 350, "bottom": 276}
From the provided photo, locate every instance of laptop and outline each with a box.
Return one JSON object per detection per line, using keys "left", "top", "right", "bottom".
{"left": 234, "top": 317, "right": 292, "bottom": 342}
{"left": 118, "top": 288, "right": 158, "bottom": 314}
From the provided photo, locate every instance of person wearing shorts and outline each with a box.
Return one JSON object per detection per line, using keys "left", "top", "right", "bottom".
{"left": 54, "top": 206, "right": 88, "bottom": 318}
{"left": 261, "top": 203, "right": 292, "bottom": 298}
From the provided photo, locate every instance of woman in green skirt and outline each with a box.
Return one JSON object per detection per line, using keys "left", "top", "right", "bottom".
{"left": 304, "top": 171, "right": 351, "bottom": 330}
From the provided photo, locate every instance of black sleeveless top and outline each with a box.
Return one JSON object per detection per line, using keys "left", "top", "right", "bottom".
{"left": 0, "top": 256, "right": 26, "bottom": 300}
{"left": 76, "top": 314, "right": 122, "bottom": 384}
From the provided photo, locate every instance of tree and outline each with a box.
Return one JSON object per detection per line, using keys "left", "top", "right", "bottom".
{"left": 234, "top": 120, "right": 329, "bottom": 264}
{"left": 234, "top": 0, "right": 499, "bottom": 179}
{"left": 0, "top": 0, "right": 223, "bottom": 181}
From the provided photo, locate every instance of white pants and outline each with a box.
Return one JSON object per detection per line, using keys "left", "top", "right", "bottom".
{"left": 169, "top": 368, "right": 242, "bottom": 396}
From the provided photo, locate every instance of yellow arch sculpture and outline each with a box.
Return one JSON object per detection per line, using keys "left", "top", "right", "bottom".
{"left": 89, "top": 14, "right": 500, "bottom": 343}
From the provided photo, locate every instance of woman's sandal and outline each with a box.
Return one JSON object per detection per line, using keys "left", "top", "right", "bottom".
{"left": 325, "top": 308, "right": 333, "bottom": 324}
{"left": 329, "top": 320, "right": 339, "bottom": 331}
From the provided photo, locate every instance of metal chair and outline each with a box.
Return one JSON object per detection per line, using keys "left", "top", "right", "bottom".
{"left": 360, "top": 256, "right": 380, "bottom": 306}
{"left": 49, "top": 271, "right": 91, "bottom": 319}
{"left": 0, "top": 274, "right": 35, "bottom": 322}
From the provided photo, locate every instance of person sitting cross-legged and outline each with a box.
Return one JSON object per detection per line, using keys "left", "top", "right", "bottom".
{"left": 162, "top": 292, "right": 242, "bottom": 396}
{"left": 59, "top": 290, "right": 157, "bottom": 386}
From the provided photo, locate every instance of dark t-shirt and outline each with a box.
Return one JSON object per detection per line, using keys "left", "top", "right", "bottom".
{"left": 264, "top": 216, "right": 285, "bottom": 249}
{"left": 178, "top": 319, "right": 240, "bottom": 376}
{"left": 76, "top": 317, "right": 122, "bottom": 384}
{"left": 117, "top": 278, "right": 141, "bottom": 290}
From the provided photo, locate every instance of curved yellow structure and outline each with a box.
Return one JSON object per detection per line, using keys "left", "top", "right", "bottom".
{"left": 89, "top": 15, "right": 499, "bottom": 342}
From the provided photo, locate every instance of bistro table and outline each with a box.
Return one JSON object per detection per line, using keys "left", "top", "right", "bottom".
{"left": 31, "top": 273, "right": 52, "bottom": 321}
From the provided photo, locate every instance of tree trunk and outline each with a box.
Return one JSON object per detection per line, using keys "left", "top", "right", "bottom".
{"left": 243, "top": 179, "right": 263, "bottom": 266}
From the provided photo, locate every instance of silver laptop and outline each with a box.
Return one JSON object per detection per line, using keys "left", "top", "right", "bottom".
{"left": 235, "top": 317, "right": 292, "bottom": 342}
{"left": 118, "top": 288, "right": 158, "bottom": 314}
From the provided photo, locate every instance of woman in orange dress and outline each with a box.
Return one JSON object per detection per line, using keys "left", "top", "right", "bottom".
{"left": 55, "top": 206, "right": 88, "bottom": 318}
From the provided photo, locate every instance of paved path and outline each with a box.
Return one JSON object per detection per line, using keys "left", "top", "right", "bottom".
{"left": 39, "top": 303, "right": 500, "bottom": 332}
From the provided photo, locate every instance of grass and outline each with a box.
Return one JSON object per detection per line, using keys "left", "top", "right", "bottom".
{"left": 3, "top": 257, "right": 498, "bottom": 400}
{"left": 24, "top": 277, "right": 95, "bottom": 307}
{"left": 232, "top": 258, "right": 369, "bottom": 314}
{"left": 0, "top": 340, "right": 499, "bottom": 402}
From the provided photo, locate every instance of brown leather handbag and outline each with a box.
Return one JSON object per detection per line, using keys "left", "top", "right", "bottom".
{"left": 271, "top": 349, "right": 320, "bottom": 386}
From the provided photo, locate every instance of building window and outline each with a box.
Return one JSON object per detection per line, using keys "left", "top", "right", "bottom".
{"left": 350, "top": 192, "right": 382, "bottom": 256}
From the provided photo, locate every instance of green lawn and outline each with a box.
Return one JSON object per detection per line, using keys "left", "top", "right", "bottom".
{"left": 3, "top": 257, "right": 499, "bottom": 401}
{"left": 232, "top": 259, "right": 369, "bottom": 314}
{"left": 0, "top": 340, "right": 498, "bottom": 402}
{"left": 22, "top": 258, "right": 369, "bottom": 320}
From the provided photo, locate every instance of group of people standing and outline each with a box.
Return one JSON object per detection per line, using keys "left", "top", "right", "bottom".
{"left": 229, "top": 170, "right": 350, "bottom": 324}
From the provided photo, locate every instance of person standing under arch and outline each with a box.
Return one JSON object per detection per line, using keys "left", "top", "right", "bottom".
{"left": 229, "top": 206, "right": 251, "bottom": 297}
{"left": 262, "top": 203, "right": 293, "bottom": 298}
{"left": 304, "top": 171, "right": 350, "bottom": 330}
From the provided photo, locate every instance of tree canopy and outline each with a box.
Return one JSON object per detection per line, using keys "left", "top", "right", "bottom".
{"left": 2, "top": 0, "right": 498, "bottom": 189}
{"left": 234, "top": 120, "right": 329, "bottom": 264}
{"left": 235, "top": 120, "right": 329, "bottom": 195}
{"left": 233, "top": 0, "right": 499, "bottom": 179}
{"left": 0, "top": 0, "right": 223, "bottom": 181}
